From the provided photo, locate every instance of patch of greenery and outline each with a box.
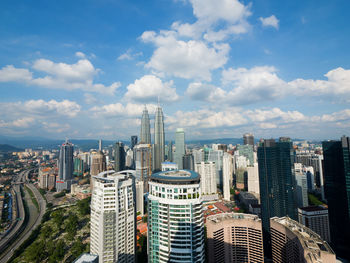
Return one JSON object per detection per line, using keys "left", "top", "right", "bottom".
{"left": 24, "top": 185, "right": 39, "bottom": 212}
{"left": 308, "top": 193, "right": 324, "bottom": 206}
{"left": 53, "top": 191, "right": 66, "bottom": 198}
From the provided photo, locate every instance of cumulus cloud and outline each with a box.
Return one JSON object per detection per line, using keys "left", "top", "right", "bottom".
{"left": 259, "top": 15, "right": 279, "bottom": 29}
{"left": 141, "top": 32, "right": 229, "bottom": 81}
{"left": 124, "top": 75, "right": 179, "bottom": 102}
{"left": 140, "top": 0, "right": 250, "bottom": 80}
{"left": 0, "top": 65, "right": 33, "bottom": 82}
{"left": 75, "top": 51, "right": 86, "bottom": 58}
{"left": 90, "top": 103, "right": 157, "bottom": 118}
{"left": 0, "top": 57, "right": 121, "bottom": 95}
{"left": 183, "top": 66, "right": 350, "bottom": 106}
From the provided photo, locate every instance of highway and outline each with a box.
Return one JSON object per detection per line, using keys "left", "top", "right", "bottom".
{"left": 0, "top": 169, "right": 46, "bottom": 263}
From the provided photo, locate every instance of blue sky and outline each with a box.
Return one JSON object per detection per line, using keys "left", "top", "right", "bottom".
{"left": 0, "top": 0, "right": 350, "bottom": 140}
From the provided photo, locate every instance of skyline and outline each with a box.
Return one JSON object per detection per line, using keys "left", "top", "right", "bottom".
{"left": 1, "top": 0, "right": 350, "bottom": 140}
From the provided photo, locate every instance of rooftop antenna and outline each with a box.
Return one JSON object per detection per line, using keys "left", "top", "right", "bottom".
{"left": 157, "top": 96, "right": 160, "bottom": 107}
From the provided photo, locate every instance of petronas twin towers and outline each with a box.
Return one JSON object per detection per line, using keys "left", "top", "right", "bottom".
{"left": 140, "top": 104, "right": 165, "bottom": 171}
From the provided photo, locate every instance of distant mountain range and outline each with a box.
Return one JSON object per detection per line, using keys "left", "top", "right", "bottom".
{"left": 0, "top": 144, "right": 24, "bottom": 152}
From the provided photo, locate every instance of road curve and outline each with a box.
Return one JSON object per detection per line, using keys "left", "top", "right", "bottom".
{"left": 0, "top": 169, "right": 47, "bottom": 263}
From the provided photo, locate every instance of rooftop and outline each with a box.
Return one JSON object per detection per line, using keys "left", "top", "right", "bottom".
{"left": 207, "top": 212, "right": 260, "bottom": 224}
{"left": 271, "top": 217, "right": 335, "bottom": 260}
{"left": 73, "top": 253, "right": 98, "bottom": 263}
{"left": 299, "top": 206, "right": 327, "bottom": 212}
{"left": 151, "top": 169, "right": 200, "bottom": 184}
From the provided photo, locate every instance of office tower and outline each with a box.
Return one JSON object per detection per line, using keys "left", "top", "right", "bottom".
{"left": 74, "top": 157, "right": 85, "bottom": 176}
{"left": 148, "top": 170, "right": 205, "bottom": 263}
{"left": 98, "top": 139, "right": 102, "bottom": 151}
{"left": 295, "top": 153, "right": 324, "bottom": 199}
{"left": 125, "top": 148, "right": 134, "bottom": 168}
{"left": 298, "top": 206, "right": 331, "bottom": 242}
{"left": 57, "top": 140, "right": 74, "bottom": 192}
{"left": 130, "top": 135, "right": 138, "bottom": 150}
{"left": 114, "top": 142, "right": 125, "bottom": 172}
{"left": 258, "top": 138, "right": 297, "bottom": 256}
{"left": 161, "top": 161, "right": 178, "bottom": 171}
{"left": 223, "top": 153, "right": 233, "bottom": 201}
{"left": 206, "top": 213, "right": 264, "bottom": 263}
{"left": 217, "top": 144, "right": 227, "bottom": 152}
{"left": 134, "top": 144, "right": 152, "bottom": 192}
{"left": 322, "top": 136, "right": 350, "bottom": 258}
{"left": 305, "top": 167, "right": 315, "bottom": 191}
{"left": 90, "top": 170, "right": 136, "bottom": 263}
{"left": 208, "top": 149, "right": 224, "bottom": 187}
{"left": 243, "top": 133, "right": 254, "bottom": 146}
{"left": 195, "top": 162, "right": 217, "bottom": 195}
{"left": 247, "top": 163, "right": 260, "bottom": 194}
{"left": 154, "top": 105, "right": 165, "bottom": 171}
{"left": 192, "top": 149, "right": 203, "bottom": 164}
{"left": 135, "top": 179, "right": 144, "bottom": 216}
{"left": 270, "top": 217, "right": 336, "bottom": 263}
{"left": 236, "top": 144, "right": 254, "bottom": 166}
{"left": 90, "top": 151, "right": 106, "bottom": 176}
{"left": 174, "top": 128, "right": 185, "bottom": 169}
{"left": 167, "top": 140, "right": 173, "bottom": 161}
{"left": 294, "top": 163, "right": 308, "bottom": 208}
{"left": 140, "top": 106, "right": 151, "bottom": 144}
{"left": 183, "top": 153, "right": 194, "bottom": 170}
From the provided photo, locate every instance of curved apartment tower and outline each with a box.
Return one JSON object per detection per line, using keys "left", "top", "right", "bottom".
{"left": 206, "top": 213, "right": 264, "bottom": 263}
{"left": 148, "top": 170, "right": 204, "bottom": 263}
{"left": 270, "top": 217, "right": 336, "bottom": 263}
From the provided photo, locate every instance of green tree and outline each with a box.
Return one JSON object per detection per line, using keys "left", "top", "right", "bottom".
{"left": 71, "top": 238, "right": 86, "bottom": 258}
{"left": 48, "top": 239, "right": 65, "bottom": 263}
{"left": 51, "top": 210, "right": 64, "bottom": 229}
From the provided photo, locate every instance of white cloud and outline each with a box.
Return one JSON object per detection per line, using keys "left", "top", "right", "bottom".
{"left": 141, "top": 32, "right": 229, "bottom": 81}
{"left": 0, "top": 65, "right": 33, "bottom": 82}
{"left": 0, "top": 99, "right": 81, "bottom": 118}
{"left": 90, "top": 103, "right": 157, "bottom": 118}
{"left": 117, "top": 49, "right": 143, "bottom": 61}
{"left": 259, "top": 15, "right": 279, "bottom": 29}
{"left": 124, "top": 75, "right": 179, "bottom": 102}
{"left": 289, "top": 67, "right": 350, "bottom": 100}
{"left": 75, "top": 51, "right": 86, "bottom": 58}
{"left": 0, "top": 58, "right": 120, "bottom": 95}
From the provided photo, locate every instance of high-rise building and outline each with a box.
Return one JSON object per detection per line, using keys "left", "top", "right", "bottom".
{"left": 140, "top": 106, "right": 151, "bottom": 144}
{"left": 206, "top": 213, "right": 264, "bottom": 263}
{"left": 57, "top": 140, "right": 74, "bottom": 192}
{"left": 114, "top": 142, "right": 125, "bottom": 172}
{"left": 258, "top": 138, "right": 297, "bottom": 256}
{"left": 148, "top": 170, "right": 205, "bottom": 263}
{"left": 208, "top": 149, "right": 224, "bottom": 187}
{"left": 247, "top": 163, "right": 259, "bottom": 195}
{"left": 195, "top": 162, "right": 217, "bottom": 195}
{"left": 223, "top": 153, "right": 233, "bottom": 201}
{"left": 298, "top": 206, "right": 331, "bottom": 243}
{"left": 154, "top": 105, "right": 165, "bottom": 171}
{"left": 134, "top": 144, "right": 152, "bottom": 192}
{"left": 322, "top": 136, "right": 350, "bottom": 258}
{"left": 236, "top": 144, "right": 254, "bottom": 166}
{"left": 174, "top": 128, "right": 185, "bottom": 169}
{"left": 294, "top": 163, "right": 309, "bottom": 208}
{"left": 167, "top": 140, "right": 173, "bottom": 162}
{"left": 90, "top": 170, "right": 136, "bottom": 263}
{"left": 270, "top": 217, "right": 336, "bottom": 263}
{"left": 130, "top": 135, "right": 138, "bottom": 150}
{"left": 243, "top": 133, "right": 254, "bottom": 146}
{"left": 90, "top": 151, "right": 106, "bottom": 177}
{"left": 183, "top": 153, "right": 194, "bottom": 170}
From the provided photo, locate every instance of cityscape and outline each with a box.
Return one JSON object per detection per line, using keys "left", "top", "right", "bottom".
{"left": 1, "top": 0, "right": 350, "bottom": 263}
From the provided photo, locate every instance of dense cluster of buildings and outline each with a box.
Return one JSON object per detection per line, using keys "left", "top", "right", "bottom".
{"left": 64, "top": 105, "right": 349, "bottom": 263}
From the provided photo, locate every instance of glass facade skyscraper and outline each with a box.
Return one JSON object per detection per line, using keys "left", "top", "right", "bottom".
{"left": 148, "top": 170, "right": 204, "bottom": 263}
{"left": 322, "top": 136, "right": 350, "bottom": 259}
{"left": 174, "top": 128, "right": 185, "bottom": 169}
{"left": 257, "top": 138, "right": 297, "bottom": 256}
{"left": 57, "top": 140, "right": 74, "bottom": 191}
{"left": 154, "top": 105, "right": 165, "bottom": 171}
{"left": 140, "top": 106, "right": 151, "bottom": 144}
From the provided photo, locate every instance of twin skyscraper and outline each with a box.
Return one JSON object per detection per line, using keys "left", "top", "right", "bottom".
{"left": 140, "top": 104, "right": 165, "bottom": 171}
